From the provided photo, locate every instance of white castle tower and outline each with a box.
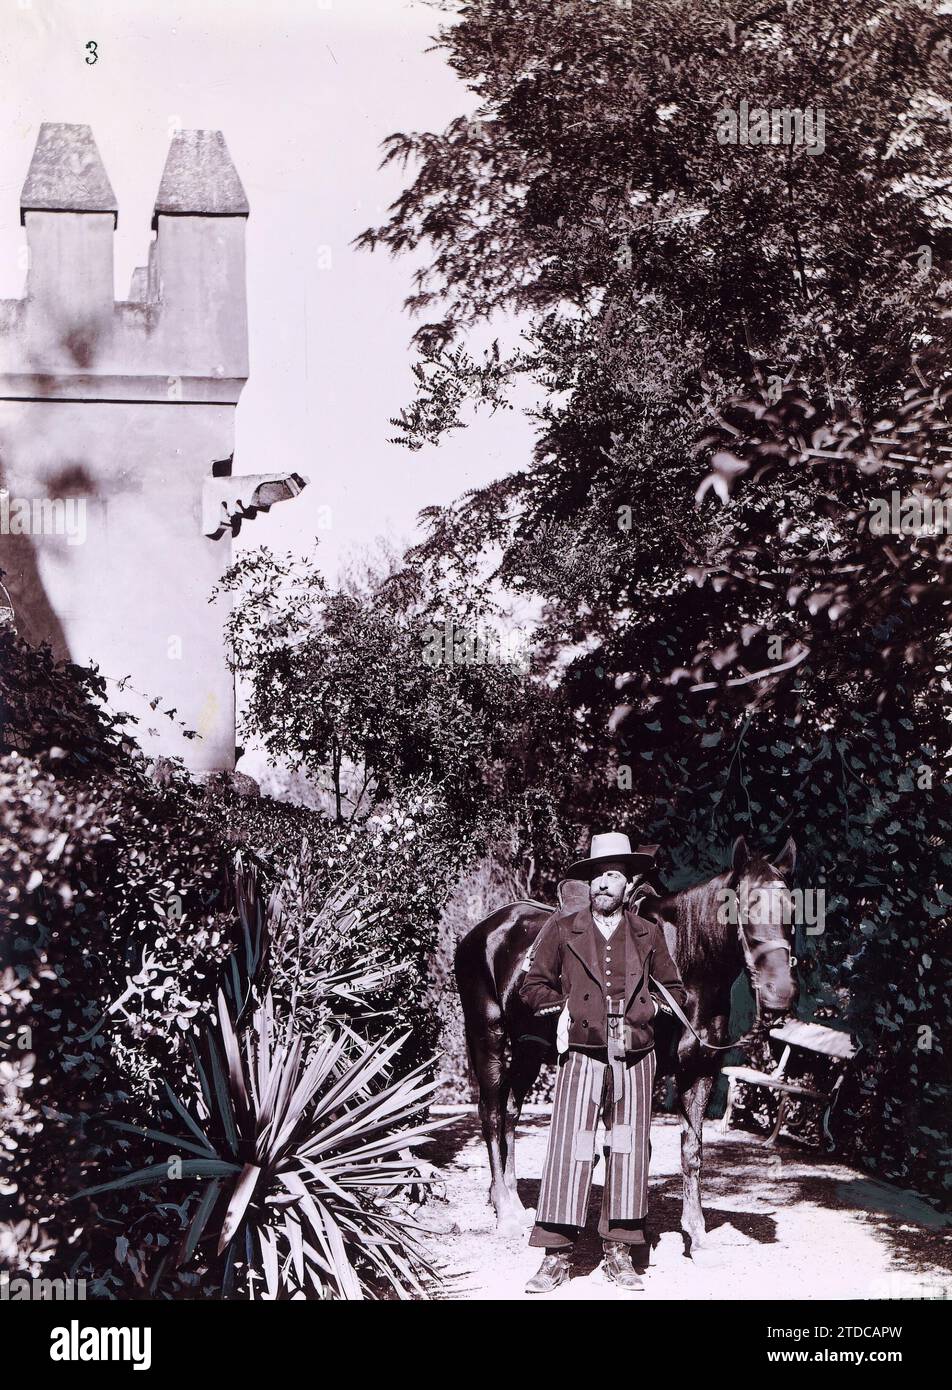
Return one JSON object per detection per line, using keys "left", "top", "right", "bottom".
{"left": 0, "top": 124, "right": 305, "bottom": 771}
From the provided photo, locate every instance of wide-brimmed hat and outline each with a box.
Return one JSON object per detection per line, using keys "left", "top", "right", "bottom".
{"left": 565, "top": 832, "right": 658, "bottom": 882}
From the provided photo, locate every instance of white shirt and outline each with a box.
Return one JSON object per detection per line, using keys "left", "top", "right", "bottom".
{"left": 593, "top": 908, "right": 623, "bottom": 941}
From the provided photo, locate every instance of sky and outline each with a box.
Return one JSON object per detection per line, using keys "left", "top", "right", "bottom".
{"left": 0, "top": 0, "right": 534, "bottom": 581}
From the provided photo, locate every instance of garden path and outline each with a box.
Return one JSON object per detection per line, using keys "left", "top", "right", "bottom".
{"left": 420, "top": 1111, "right": 952, "bottom": 1302}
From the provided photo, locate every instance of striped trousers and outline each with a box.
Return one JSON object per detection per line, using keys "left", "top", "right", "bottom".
{"left": 532, "top": 1047, "right": 656, "bottom": 1241}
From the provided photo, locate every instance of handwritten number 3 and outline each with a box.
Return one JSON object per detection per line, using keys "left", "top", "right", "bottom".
{"left": 85, "top": 41, "right": 98, "bottom": 65}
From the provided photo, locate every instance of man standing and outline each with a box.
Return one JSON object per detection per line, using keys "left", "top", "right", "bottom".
{"left": 519, "top": 832, "right": 688, "bottom": 1294}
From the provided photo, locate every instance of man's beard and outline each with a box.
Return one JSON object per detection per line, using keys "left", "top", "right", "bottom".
{"left": 592, "top": 889, "right": 623, "bottom": 915}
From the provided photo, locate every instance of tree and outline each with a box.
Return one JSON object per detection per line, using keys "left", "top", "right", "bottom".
{"left": 360, "top": 0, "right": 952, "bottom": 748}
{"left": 216, "top": 546, "right": 570, "bottom": 838}
{"left": 361, "top": 0, "right": 952, "bottom": 1202}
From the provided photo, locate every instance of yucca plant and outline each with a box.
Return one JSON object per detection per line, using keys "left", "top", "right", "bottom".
{"left": 270, "top": 885, "right": 397, "bottom": 1039}
{"left": 79, "top": 989, "right": 449, "bottom": 1299}
{"left": 221, "top": 853, "right": 270, "bottom": 1024}
{"left": 227, "top": 850, "right": 400, "bottom": 1040}
{"left": 265, "top": 846, "right": 404, "bottom": 1038}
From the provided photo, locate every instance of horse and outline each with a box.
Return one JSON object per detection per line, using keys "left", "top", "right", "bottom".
{"left": 453, "top": 836, "right": 799, "bottom": 1251}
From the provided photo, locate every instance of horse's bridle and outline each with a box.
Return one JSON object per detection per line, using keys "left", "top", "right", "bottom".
{"left": 735, "top": 883, "right": 798, "bottom": 1025}
{"left": 654, "top": 875, "right": 798, "bottom": 1051}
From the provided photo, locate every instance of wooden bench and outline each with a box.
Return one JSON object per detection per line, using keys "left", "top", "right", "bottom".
{"left": 720, "top": 1020, "right": 861, "bottom": 1149}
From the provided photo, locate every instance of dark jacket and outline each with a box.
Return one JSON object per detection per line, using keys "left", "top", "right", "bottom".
{"left": 519, "top": 904, "right": 688, "bottom": 1053}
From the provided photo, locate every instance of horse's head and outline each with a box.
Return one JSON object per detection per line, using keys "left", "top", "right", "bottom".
{"left": 729, "top": 835, "right": 799, "bottom": 1014}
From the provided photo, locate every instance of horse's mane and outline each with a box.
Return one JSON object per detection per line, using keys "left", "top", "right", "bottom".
{"left": 645, "top": 869, "right": 731, "bottom": 975}
{"left": 646, "top": 855, "right": 787, "bottom": 975}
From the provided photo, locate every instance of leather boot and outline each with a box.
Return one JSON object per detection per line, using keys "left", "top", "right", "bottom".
{"left": 525, "top": 1249, "right": 572, "bottom": 1294}
{"left": 601, "top": 1240, "right": 644, "bottom": 1290}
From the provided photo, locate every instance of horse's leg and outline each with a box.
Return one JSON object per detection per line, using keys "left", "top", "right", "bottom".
{"left": 469, "top": 1023, "right": 524, "bottom": 1231}
{"left": 501, "top": 1042, "right": 543, "bottom": 1228}
{"left": 676, "top": 1063, "right": 716, "bottom": 1255}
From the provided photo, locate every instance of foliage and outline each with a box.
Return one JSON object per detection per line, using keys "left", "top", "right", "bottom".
{"left": 79, "top": 991, "right": 446, "bottom": 1300}
{"left": 259, "top": 844, "right": 399, "bottom": 1041}
{"left": 213, "top": 545, "right": 573, "bottom": 1061}
{"left": 657, "top": 367, "right": 952, "bottom": 1197}
{"left": 0, "top": 635, "right": 451, "bottom": 1296}
{"left": 0, "top": 744, "right": 242, "bottom": 1289}
{"left": 687, "top": 366, "right": 952, "bottom": 705}
{"left": 362, "top": 0, "right": 952, "bottom": 1205}
{"left": 364, "top": 0, "right": 952, "bottom": 423}
{"left": 215, "top": 546, "right": 569, "bottom": 833}
{"left": 0, "top": 627, "right": 133, "bottom": 773}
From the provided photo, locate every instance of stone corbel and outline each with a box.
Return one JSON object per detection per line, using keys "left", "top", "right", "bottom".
{"left": 202, "top": 472, "right": 308, "bottom": 539}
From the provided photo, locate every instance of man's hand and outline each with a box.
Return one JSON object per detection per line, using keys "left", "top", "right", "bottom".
{"left": 650, "top": 991, "right": 674, "bottom": 1018}
{"left": 556, "top": 1004, "right": 570, "bottom": 1054}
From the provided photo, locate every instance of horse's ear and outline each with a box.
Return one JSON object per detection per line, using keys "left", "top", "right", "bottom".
{"left": 775, "top": 836, "right": 796, "bottom": 879}
{"left": 731, "top": 836, "right": 750, "bottom": 876}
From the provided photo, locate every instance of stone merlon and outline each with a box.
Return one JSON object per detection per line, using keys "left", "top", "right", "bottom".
{"left": 20, "top": 123, "right": 118, "bottom": 225}
{"left": 153, "top": 129, "right": 250, "bottom": 226}
{"left": 0, "top": 123, "right": 251, "bottom": 402}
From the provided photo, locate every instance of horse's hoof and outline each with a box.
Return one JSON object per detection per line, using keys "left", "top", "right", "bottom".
{"left": 680, "top": 1228, "right": 707, "bottom": 1257}
{"left": 497, "top": 1220, "right": 523, "bottom": 1239}
{"left": 495, "top": 1200, "right": 532, "bottom": 1236}
{"left": 497, "top": 1211, "right": 529, "bottom": 1238}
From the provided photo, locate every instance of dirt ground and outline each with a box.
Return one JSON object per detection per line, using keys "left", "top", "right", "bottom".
{"left": 419, "top": 1109, "right": 952, "bottom": 1302}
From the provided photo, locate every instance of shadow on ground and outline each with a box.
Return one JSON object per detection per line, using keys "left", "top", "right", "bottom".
{"left": 421, "top": 1111, "right": 952, "bottom": 1301}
